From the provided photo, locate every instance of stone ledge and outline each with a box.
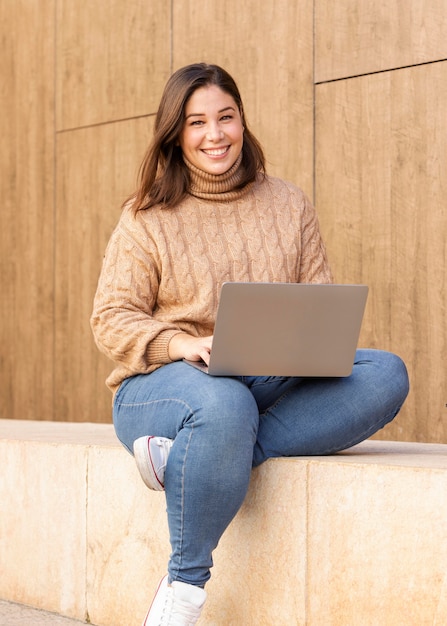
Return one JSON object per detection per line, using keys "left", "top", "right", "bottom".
{"left": 1, "top": 419, "right": 447, "bottom": 625}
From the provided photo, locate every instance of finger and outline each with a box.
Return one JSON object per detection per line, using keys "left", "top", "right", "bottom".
{"left": 200, "top": 347, "right": 211, "bottom": 366}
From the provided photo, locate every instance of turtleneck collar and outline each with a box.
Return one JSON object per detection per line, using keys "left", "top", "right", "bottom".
{"left": 184, "top": 152, "right": 252, "bottom": 201}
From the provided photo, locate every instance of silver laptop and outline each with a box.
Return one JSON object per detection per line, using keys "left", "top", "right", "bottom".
{"left": 184, "top": 282, "right": 368, "bottom": 377}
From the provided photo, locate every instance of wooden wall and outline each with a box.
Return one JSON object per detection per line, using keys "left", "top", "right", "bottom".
{"left": 1, "top": 0, "right": 446, "bottom": 443}
{"left": 314, "top": 0, "right": 447, "bottom": 442}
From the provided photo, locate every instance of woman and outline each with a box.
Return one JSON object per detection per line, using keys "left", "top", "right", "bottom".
{"left": 91, "top": 63, "right": 409, "bottom": 625}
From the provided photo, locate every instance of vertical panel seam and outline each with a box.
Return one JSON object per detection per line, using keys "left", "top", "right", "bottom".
{"left": 52, "top": 0, "right": 58, "bottom": 424}
{"left": 312, "top": 0, "right": 316, "bottom": 205}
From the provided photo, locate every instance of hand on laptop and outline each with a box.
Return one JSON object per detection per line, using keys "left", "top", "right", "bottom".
{"left": 168, "top": 333, "right": 213, "bottom": 365}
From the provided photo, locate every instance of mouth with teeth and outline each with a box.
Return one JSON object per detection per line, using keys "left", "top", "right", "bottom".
{"left": 201, "top": 146, "right": 230, "bottom": 157}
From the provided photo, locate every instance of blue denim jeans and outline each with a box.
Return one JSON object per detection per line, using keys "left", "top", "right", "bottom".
{"left": 113, "top": 349, "right": 409, "bottom": 587}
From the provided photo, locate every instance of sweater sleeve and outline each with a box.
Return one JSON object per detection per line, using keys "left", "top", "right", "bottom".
{"left": 297, "top": 193, "right": 334, "bottom": 284}
{"left": 90, "top": 211, "right": 182, "bottom": 373}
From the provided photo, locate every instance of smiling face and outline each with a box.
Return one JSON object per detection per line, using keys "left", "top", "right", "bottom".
{"left": 178, "top": 84, "right": 244, "bottom": 175}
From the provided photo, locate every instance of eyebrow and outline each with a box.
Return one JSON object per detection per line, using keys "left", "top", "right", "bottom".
{"left": 185, "top": 106, "right": 236, "bottom": 120}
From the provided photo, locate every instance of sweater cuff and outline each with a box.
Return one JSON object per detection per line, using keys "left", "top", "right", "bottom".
{"left": 146, "top": 329, "right": 184, "bottom": 364}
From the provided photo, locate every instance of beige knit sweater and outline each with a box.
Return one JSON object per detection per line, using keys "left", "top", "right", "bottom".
{"left": 91, "top": 158, "right": 333, "bottom": 395}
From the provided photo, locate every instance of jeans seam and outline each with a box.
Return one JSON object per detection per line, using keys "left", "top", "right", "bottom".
{"left": 115, "top": 398, "right": 195, "bottom": 411}
{"left": 171, "top": 410, "right": 196, "bottom": 581}
{"left": 260, "top": 387, "right": 294, "bottom": 417}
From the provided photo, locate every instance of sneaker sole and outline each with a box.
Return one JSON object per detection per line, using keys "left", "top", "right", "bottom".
{"left": 142, "top": 575, "right": 168, "bottom": 625}
{"left": 133, "top": 436, "right": 165, "bottom": 491}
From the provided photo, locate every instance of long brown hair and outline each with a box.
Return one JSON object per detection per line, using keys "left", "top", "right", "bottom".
{"left": 130, "top": 63, "right": 266, "bottom": 212}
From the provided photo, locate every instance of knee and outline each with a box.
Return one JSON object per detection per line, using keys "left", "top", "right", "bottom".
{"left": 197, "top": 379, "right": 259, "bottom": 437}
{"left": 379, "top": 350, "right": 409, "bottom": 396}
{"left": 388, "top": 352, "right": 410, "bottom": 406}
{"left": 356, "top": 349, "right": 410, "bottom": 405}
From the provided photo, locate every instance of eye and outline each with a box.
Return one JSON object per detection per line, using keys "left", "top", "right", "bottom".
{"left": 190, "top": 120, "right": 204, "bottom": 126}
{"left": 220, "top": 114, "right": 233, "bottom": 121}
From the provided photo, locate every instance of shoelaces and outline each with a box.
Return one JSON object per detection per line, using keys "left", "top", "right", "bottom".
{"left": 159, "top": 586, "right": 201, "bottom": 625}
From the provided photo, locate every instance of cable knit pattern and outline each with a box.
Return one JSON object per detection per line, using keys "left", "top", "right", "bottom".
{"left": 91, "top": 164, "right": 333, "bottom": 395}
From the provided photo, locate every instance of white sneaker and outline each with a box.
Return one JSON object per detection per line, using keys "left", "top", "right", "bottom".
{"left": 142, "top": 575, "right": 206, "bottom": 625}
{"left": 133, "top": 436, "right": 173, "bottom": 491}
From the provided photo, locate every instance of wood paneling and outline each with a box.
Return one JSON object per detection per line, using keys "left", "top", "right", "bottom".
{"left": 0, "top": 0, "right": 55, "bottom": 420}
{"left": 315, "top": 0, "right": 447, "bottom": 83}
{"left": 315, "top": 62, "right": 447, "bottom": 442}
{"left": 55, "top": 118, "right": 153, "bottom": 421}
{"left": 173, "top": 0, "right": 314, "bottom": 194}
{"left": 3, "top": 0, "right": 447, "bottom": 444}
{"left": 56, "top": 0, "right": 171, "bottom": 130}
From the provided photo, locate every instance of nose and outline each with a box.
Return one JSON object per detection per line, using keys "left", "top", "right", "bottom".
{"left": 206, "top": 123, "right": 224, "bottom": 142}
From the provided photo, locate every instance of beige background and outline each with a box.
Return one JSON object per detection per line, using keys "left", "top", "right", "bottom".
{"left": 1, "top": 0, "right": 446, "bottom": 443}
